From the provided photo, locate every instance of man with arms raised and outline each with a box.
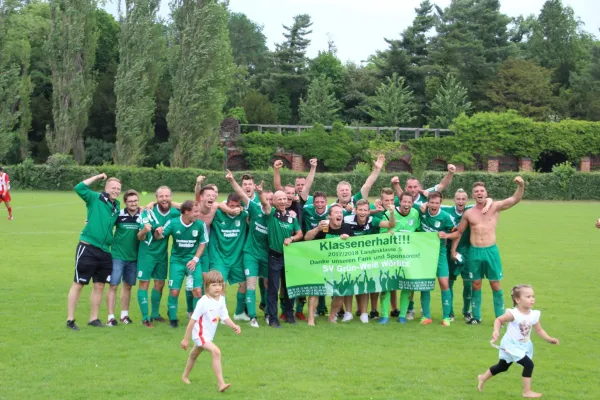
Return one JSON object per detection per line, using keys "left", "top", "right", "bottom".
{"left": 154, "top": 201, "right": 208, "bottom": 328}
{"left": 403, "top": 164, "right": 456, "bottom": 206}
{"left": 67, "top": 173, "right": 121, "bottom": 330}
{"left": 106, "top": 189, "right": 141, "bottom": 326}
{"left": 453, "top": 178, "right": 525, "bottom": 325}
{"left": 334, "top": 155, "right": 385, "bottom": 216}
{"left": 263, "top": 190, "right": 304, "bottom": 328}
{"left": 137, "top": 186, "right": 180, "bottom": 327}
{"left": 273, "top": 158, "right": 318, "bottom": 207}
{"left": 225, "top": 170, "right": 273, "bottom": 328}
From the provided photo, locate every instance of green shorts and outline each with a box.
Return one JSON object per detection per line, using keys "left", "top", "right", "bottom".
{"left": 243, "top": 253, "right": 268, "bottom": 279}
{"left": 169, "top": 259, "right": 203, "bottom": 290}
{"left": 437, "top": 246, "right": 449, "bottom": 278}
{"left": 449, "top": 246, "right": 471, "bottom": 281}
{"left": 209, "top": 263, "right": 245, "bottom": 285}
{"left": 200, "top": 250, "right": 210, "bottom": 273}
{"left": 467, "top": 244, "right": 503, "bottom": 281}
{"left": 137, "top": 254, "right": 168, "bottom": 281}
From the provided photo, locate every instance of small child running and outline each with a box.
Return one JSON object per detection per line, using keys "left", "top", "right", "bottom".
{"left": 180, "top": 270, "right": 241, "bottom": 392}
{"left": 477, "top": 284, "right": 559, "bottom": 398}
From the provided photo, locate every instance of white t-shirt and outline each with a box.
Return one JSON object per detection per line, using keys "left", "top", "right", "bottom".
{"left": 191, "top": 295, "right": 230, "bottom": 345}
{"left": 504, "top": 308, "right": 540, "bottom": 343}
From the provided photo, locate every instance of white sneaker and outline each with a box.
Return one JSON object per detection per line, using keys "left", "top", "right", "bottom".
{"left": 233, "top": 313, "right": 250, "bottom": 321}
{"left": 359, "top": 313, "right": 369, "bottom": 323}
{"left": 406, "top": 310, "right": 415, "bottom": 320}
{"left": 249, "top": 318, "right": 259, "bottom": 328}
{"left": 342, "top": 312, "right": 353, "bottom": 322}
{"left": 314, "top": 311, "right": 319, "bottom": 317}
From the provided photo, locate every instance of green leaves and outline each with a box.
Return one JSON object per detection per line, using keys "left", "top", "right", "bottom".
{"left": 428, "top": 74, "right": 471, "bottom": 128}
{"left": 360, "top": 73, "right": 416, "bottom": 126}
{"left": 299, "top": 75, "right": 341, "bottom": 125}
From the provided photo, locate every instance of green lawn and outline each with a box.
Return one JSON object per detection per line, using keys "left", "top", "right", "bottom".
{"left": 1, "top": 191, "right": 598, "bottom": 400}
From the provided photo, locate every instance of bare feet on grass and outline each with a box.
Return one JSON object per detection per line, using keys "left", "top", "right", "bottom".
{"left": 219, "top": 383, "right": 231, "bottom": 392}
{"left": 477, "top": 375, "right": 485, "bottom": 392}
{"left": 182, "top": 376, "right": 191, "bottom": 384}
{"left": 523, "top": 391, "right": 542, "bottom": 398}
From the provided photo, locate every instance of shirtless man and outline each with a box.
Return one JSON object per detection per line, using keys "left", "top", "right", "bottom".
{"left": 453, "top": 177, "right": 525, "bottom": 324}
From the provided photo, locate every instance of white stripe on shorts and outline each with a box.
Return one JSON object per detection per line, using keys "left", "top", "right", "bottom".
{"left": 75, "top": 244, "right": 86, "bottom": 282}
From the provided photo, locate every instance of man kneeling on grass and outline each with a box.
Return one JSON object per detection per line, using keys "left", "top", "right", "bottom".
{"left": 180, "top": 270, "right": 241, "bottom": 392}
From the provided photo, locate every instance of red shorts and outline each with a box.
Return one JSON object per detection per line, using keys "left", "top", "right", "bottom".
{"left": 0, "top": 191, "right": 11, "bottom": 203}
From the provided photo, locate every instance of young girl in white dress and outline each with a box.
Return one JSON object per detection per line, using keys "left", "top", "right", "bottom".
{"left": 477, "top": 284, "right": 559, "bottom": 398}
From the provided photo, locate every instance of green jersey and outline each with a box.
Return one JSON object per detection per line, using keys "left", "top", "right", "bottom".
{"left": 111, "top": 209, "right": 141, "bottom": 261}
{"left": 330, "top": 192, "right": 363, "bottom": 216}
{"left": 441, "top": 204, "right": 473, "bottom": 249}
{"left": 138, "top": 205, "right": 181, "bottom": 259}
{"left": 209, "top": 209, "right": 248, "bottom": 267}
{"left": 395, "top": 185, "right": 438, "bottom": 207}
{"left": 266, "top": 208, "right": 301, "bottom": 253}
{"left": 343, "top": 214, "right": 382, "bottom": 236}
{"left": 419, "top": 208, "right": 456, "bottom": 234}
{"left": 244, "top": 201, "right": 269, "bottom": 261}
{"left": 245, "top": 191, "right": 261, "bottom": 208}
{"left": 302, "top": 204, "right": 329, "bottom": 233}
{"left": 162, "top": 216, "right": 209, "bottom": 262}
{"left": 75, "top": 182, "right": 120, "bottom": 253}
{"left": 381, "top": 207, "right": 420, "bottom": 233}
{"left": 304, "top": 195, "right": 314, "bottom": 206}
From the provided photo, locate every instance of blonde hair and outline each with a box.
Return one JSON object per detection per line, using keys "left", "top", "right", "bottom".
{"left": 106, "top": 177, "right": 121, "bottom": 185}
{"left": 204, "top": 270, "right": 224, "bottom": 291}
{"left": 511, "top": 284, "right": 533, "bottom": 306}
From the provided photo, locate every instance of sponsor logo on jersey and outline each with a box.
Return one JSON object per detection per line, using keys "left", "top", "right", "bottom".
{"left": 192, "top": 230, "right": 198, "bottom": 237}
{"left": 434, "top": 221, "right": 441, "bottom": 228}
{"left": 176, "top": 230, "right": 181, "bottom": 234}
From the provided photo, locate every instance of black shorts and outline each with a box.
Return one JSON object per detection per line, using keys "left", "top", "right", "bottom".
{"left": 74, "top": 242, "right": 112, "bottom": 285}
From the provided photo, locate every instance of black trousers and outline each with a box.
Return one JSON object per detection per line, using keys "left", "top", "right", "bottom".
{"left": 267, "top": 252, "right": 294, "bottom": 323}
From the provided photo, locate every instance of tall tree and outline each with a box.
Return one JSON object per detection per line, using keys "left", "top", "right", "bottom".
{"left": 567, "top": 43, "right": 600, "bottom": 121}
{"left": 340, "top": 62, "right": 379, "bottom": 123}
{"left": 484, "top": 58, "right": 557, "bottom": 120}
{"left": 429, "top": 0, "right": 514, "bottom": 109}
{"left": 227, "top": 12, "right": 269, "bottom": 76}
{"left": 263, "top": 14, "right": 312, "bottom": 123}
{"left": 299, "top": 75, "right": 341, "bottom": 125}
{"left": 428, "top": 74, "right": 471, "bottom": 128}
{"left": 360, "top": 72, "right": 416, "bottom": 126}
{"left": 45, "top": 0, "right": 98, "bottom": 163}
{"left": 525, "top": 0, "right": 590, "bottom": 88}
{"left": 308, "top": 50, "right": 346, "bottom": 99}
{"left": 114, "top": 0, "right": 163, "bottom": 166}
{"left": 167, "top": 0, "right": 233, "bottom": 168}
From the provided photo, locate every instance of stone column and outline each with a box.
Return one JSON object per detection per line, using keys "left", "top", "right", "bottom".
{"left": 580, "top": 156, "right": 591, "bottom": 172}
{"left": 454, "top": 164, "right": 465, "bottom": 172}
{"left": 291, "top": 153, "right": 305, "bottom": 172}
{"left": 487, "top": 157, "right": 499, "bottom": 173}
{"left": 519, "top": 157, "right": 532, "bottom": 172}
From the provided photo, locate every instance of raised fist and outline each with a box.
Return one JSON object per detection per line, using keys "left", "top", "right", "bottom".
{"left": 274, "top": 160, "right": 284, "bottom": 169}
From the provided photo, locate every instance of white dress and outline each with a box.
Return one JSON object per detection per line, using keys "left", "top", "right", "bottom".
{"left": 499, "top": 308, "right": 540, "bottom": 363}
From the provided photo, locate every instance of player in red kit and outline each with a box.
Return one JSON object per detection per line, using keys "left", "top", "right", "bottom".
{"left": 0, "top": 167, "right": 12, "bottom": 220}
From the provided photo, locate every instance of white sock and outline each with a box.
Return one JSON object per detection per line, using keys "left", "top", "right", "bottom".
{"left": 108, "top": 314, "right": 115, "bottom": 321}
{"left": 120, "top": 310, "right": 128, "bottom": 319}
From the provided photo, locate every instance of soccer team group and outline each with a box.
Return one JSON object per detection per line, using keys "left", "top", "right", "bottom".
{"left": 0, "top": 159, "right": 562, "bottom": 396}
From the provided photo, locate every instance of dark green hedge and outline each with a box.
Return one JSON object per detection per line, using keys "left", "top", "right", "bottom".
{"left": 5, "top": 163, "right": 600, "bottom": 200}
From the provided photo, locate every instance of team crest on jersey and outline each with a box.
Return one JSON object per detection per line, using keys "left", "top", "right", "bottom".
{"left": 192, "top": 230, "right": 198, "bottom": 237}
{"left": 287, "top": 217, "right": 293, "bottom": 224}
{"left": 409, "top": 220, "right": 414, "bottom": 226}
{"left": 235, "top": 220, "right": 240, "bottom": 227}
{"left": 434, "top": 221, "right": 441, "bottom": 228}
{"left": 142, "top": 217, "right": 149, "bottom": 224}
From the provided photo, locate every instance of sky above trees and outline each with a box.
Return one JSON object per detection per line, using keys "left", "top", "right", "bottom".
{"left": 105, "top": 0, "right": 599, "bottom": 62}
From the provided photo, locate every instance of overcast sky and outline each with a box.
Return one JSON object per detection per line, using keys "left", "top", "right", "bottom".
{"left": 105, "top": 0, "right": 600, "bottom": 63}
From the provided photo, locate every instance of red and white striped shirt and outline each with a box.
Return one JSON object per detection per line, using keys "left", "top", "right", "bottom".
{"left": 191, "top": 295, "right": 229, "bottom": 345}
{"left": 0, "top": 172, "right": 10, "bottom": 192}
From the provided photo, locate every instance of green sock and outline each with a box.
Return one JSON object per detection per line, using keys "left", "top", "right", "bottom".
{"left": 185, "top": 290, "right": 194, "bottom": 313}
{"left": 295, "top": 298, "right": 304, "bottom": 313}
{"left": 380, "top": 291, "right": 390, "bottom": 317}
{"left": 408, "top": 300, "right": 415, "bottom": 312}
{"left": 399, "top": 290, "right": 411, "bottom": 318}
{"left": 259, "top": 280, "right": 266, "bottom": 304}
{"left": 246, "top": 289, "right": 257, "bottom": 318}
{"left": 167, "top": 294, "right": 178, "bottom": 321}
{"left": 151, "top": 288, "right": 162, "bottom": 319}
{"left": 420, "top": 291, "right": 431, "bottom": 319}
{"left": 235, "top": 291, "right": 246, "bottom": 315}
{"left": 463, "top": 281, "right": 472, "bottom": 314}
{"left": 193, "top": 296, "right": 200, "bottom": 310}
{"left": 448, "top": 280, "right": 455, "bottom": 316}
{"left": 472, "top": 289, "right": 482, "bottom": 320}
{"left": 493, "top": 289, "right": 505, "bottom": 318}
{"left": 138, "top": 289, "right": 149, "bottom": 321}
{"left": 317, "top": 296, "right": 325, "bottom": 313}
{"left": 441, "top": 289, "right": 452, "bottom": 319}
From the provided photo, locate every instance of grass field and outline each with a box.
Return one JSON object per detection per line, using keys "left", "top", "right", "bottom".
{"left": 0, "top": 190, "right": 598, "bottom": 400}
